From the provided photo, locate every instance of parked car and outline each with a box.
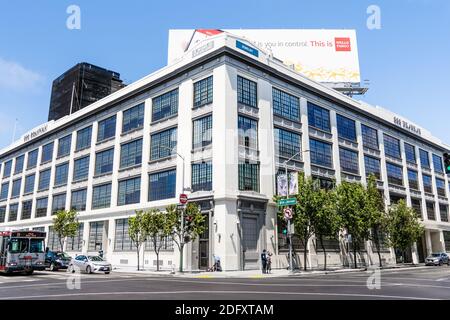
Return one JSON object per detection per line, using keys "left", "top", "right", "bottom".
{"left": 425, "top": 253, "right": 450, "bottom": 266}
{"left": 68, "top": 255, "right": 112, "bottom": 274}
{"left": 45, "top": 251, "right": 72, "bottom": 271}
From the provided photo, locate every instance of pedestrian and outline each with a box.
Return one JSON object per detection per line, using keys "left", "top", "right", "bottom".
{"left": 261, "top": 249, "right": 267, "bottom": 274}
{"left": 266, "top": 251, "right": 272, "bottom": 273}
{"left": 214, "top": 255, "right": 222, "bottom": 272}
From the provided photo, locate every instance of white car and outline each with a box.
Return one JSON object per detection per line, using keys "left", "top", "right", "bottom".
{"left": 68, "top": 255, "right": 112, "bottom": 274}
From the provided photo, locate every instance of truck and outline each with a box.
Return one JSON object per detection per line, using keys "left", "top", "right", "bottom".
{"left": 0, "top": 230, "right": 46, "bottom": 275}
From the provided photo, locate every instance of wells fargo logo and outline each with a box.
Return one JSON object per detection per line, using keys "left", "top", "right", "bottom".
{"left": 335, "top": 37, "right": 351, "bottom": 51}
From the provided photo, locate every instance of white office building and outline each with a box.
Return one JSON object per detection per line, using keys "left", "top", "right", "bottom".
{"left": 0, "top": 33, "right": 449, "bottom": 271}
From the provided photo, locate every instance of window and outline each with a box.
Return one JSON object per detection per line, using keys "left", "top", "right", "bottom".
{"left": 274, "top": 128, "right": 301, "bottom": 160}
{"left": 95, "top": 149, "right": 114, "bottom": 175}
{"left": 24, "top": 174, "right": 35, "bottom": 194}
{"left": 422, "top": 174, "right": 433, "bottom": 193}
{"left": 426, "top": 202, "right": 435, "bottom": 220}
{"left": 192, "top": 162, "right": 212, "bottom": 192}
{"left": 361, "top": 125, "right": 378, "bottom": 150}
{"left": 41, "top": 142, "right": 54, "bottom": 164}
{"left": 47, "top": 227, "right": 62, "bottom": 251}
{"left": 36, "top": 198, "right": 48, "bottom": 218}
{"left": 8, "top": 204, "right": 18, "bottom": 222}
{"left": 0, "top": 206, "right": 5, "bottom": 223}
{"left": 150, "top": 128, "right": 177, "bottom": 161}
{"left": 54, "top": 163, "right": 69, "bottom": 186}
{"left": 408, "top": 169, "right": 419, "bottom": 190}
{"left": 76, "top": 126, "right": 92, "bottom": 151}
{"left": 309, "top": 139, "right": 333, "bottom": 168}
{"left": 11, "top": 179, "right": 21, "bottom": 198}
{"left": 383, "top": 135, "right": 401, "bottom": 159}
{"left": 419, "top": 149, "right": 430, "bottom": 168}
{"left": 88, "top": 221, "right": 104, "bottom": 252}
{"left": 120, "top": 139, "right": 142, "bottom": 168}
{"left": 238, "top": 162, "right": 260, "bottom": 192}
{"left": 411, "top": 199, "right": 422, "bottom": 219}
{"left": 364, "top": 156, "right": 381, "bottom": 179}
{"left": 27, "top": 149, "right": 38, "bottom": 169}
{"left": 145, "top": 236, "right": 174, "bottom": 251}
{"left": 436, "top": 178, "right": 446, "bottom": 197}
{"left": 237, "top": 76, "right": 257, "bottom": 108}
{"left": 52, "top": 193, "right": 66, "bottom": 215}
{"left": 307, "top": 102, "right": 330, "bottom": 132}
{"left": 193, "top": 115, "right": 212, "bottom": 149}
{"left": 14, "top": 155, "right": 24, "bottom": 175}
{"left": 152, "top": 88, "right": 178, "bottom": 122}
{"left": 440, "top": 205, "right": 448, "bottom": 222}
{"left": 97, "top": 116, "right": 116, "bottom": 142}
{"left": 0, "top": 182, "right": 9, "bottom": 200}
{"left": 92, "top": 183, "right": 112, "bottom": 209}
{"left": 57, "top": 134, "right": 72, "bottom": 158}
{"left": 238, "top": 116, "right": 258, "bottom": 150}
{"left": 386, "top": 162, "right": 403, "bottom": 186}
{"left": 433, "top": 154, "right": 444, "bottom": 173}
{"left": 339, "top": 148, "right": 359, "bottom": 174}
{"left": 118, "top": 177, "right": 141, "bottom": 206}
{"left": 71, "top": 189, "right": 87, "bottom": 211}
{"left": 193, "top": 76, "right": 213, "bottom": 108}
{"left": 73, "top": 156, "right": 90, "bottom": 181}
{"left": 114, "top": 219, "right": 133, "bottom": 252}
{"left": 404, "top": 143, "right": 416, "bottom": 164}
{"left": 122, "top": 103, "right": 145, "bottom": 133}
{"left": 149, "top": 169, "right": 176, "bottom": 201}
{"left": 3, "top": 160, "right": 12, "bottom": 178}
{"left": 38, "top": 169, "right": 51, "bottom": 191}
{"left": 273, "top": 88, "right": 300, "bottom": 122}
{"left": 336, "top": 114, "right": 357, "bottom": 142}
{"left": 66, "top": 223, "right": 84, "bottom": 251}
{"left": 21, "top": 200, "right": 32, "bottom": 220}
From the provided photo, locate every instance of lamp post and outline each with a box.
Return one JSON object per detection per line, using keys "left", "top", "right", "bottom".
{"left": 283, "top": 149, "right": 309, "bottom": 273}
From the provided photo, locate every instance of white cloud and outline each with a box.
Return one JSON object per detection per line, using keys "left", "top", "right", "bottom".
{"left": 0, "top": 57, "right": 44, "bottom": 91}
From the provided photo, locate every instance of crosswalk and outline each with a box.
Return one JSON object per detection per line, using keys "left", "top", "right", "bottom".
{"left": 0, "top": 271, "right": 128, "bottom": 284}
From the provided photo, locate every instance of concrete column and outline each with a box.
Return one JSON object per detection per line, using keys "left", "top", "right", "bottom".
{"left": 85, "top": 122, "right": 98, "bottom": 212}
{"left": 140, "top": 98, "right": 152, "bottom": 203}
{"left": 355, "top": 121, "right": 366, "bottom": 185}
{"left": 329, "top": 110, "right": 341, "bottom": 184}
{"left": 299, "top": 97, "right": 312, "bottom": 176}
{"left": 424, "top": 230, "right": 432, "bottom": 256}
{"left": 45, "top": 139, "right": 59, "bottom": 218}
{"left": 110, "top": 112, "right": 122, "bottom": 207}
{"left": 65, "top": 133, "right": 77, "bottom": 211}
{"left": 82, "top": 221, "right": 90, "bottom": 254}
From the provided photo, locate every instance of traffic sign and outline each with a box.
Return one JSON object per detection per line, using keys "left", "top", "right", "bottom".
{"left": 283, "top": 208, "right": 293, "bottom": 220}
{"left": 179, "top": 193, "right": 188, "bottom": 204}
{"left": 277, "top": 198, "right": 297, "bottom": 207}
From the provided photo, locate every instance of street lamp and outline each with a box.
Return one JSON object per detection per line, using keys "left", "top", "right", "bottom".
{"left": 283, "top": 149, "right": 310, "bottom": 274}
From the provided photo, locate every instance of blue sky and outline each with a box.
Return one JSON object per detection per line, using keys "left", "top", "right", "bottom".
{"left": 0, "top": 0, "right": 449, "bottom": 149}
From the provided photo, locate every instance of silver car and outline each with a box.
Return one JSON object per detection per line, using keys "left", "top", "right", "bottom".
{"left": 425, "top": 253, "right": 450, "bottom": 266}
{"left": 68, "top": 255, "right": 112, "bottom": 274}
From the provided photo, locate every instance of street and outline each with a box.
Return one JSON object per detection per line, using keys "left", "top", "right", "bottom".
{"left": 0, "top": 267, "right": 449, "bottom": 300}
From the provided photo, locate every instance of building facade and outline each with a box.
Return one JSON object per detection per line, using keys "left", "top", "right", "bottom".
{"left": 0, "top": 34, "right": 449, "bottom": 271}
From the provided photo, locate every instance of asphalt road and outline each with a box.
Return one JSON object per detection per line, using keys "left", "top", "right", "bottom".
{"left": 0, "top": 267, "right": 449, "bottom": 300}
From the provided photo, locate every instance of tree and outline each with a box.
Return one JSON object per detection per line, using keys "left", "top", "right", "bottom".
{"left": 128, "top": 210, "right": 149, "bottom": 271}
{"left": 384, "top": 199, "right": 425, "bottom": 263}
{"left": 165, "top": 203, "right": 206, "bottom": 272}
{"left": 312, "top": 187, "right": 341, "bottom": 270}
{"left": 145, "top": 209, "right": 170, "bottom": 271}
{"left": 52, "top": 209, "right": 80, "bottom": 251}
{"left": 335, "top": 181, "right": 371, "bottom": 269}
{"left": 364, "top": 174, "right": 387, "bottom": 268}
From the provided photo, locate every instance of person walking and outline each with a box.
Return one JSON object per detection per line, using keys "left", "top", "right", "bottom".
{"left": 261, "top": 249, "right": 267, "bottom": 274}
{"left": 266, "top": 251, "right": 272, "bottom": 274}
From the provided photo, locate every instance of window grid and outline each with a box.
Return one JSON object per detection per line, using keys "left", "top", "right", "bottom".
{"left": 76, "top": 126, "right": 92, "bottom": 151}
{"left": 386, "top": 162, "right": 403, "bottom": 186}
{"left": 150, "top": 128, "right": 177, "bottom": 161}
{"left": 193, "top": 115, "right": 212, "bottom": 149}
{"left": 440, "top": 205, "right": 448, "bottom": 222}
{"left": 411, "top": 199, "right": 422, "bottom": 219}
{"left": 123, "top": 103, "right": 145, "bottom": 133}
{"left": 364, "top": 156, "right": 381, "bottom": 179}
{"left": 307, "top": 102, "right": 331, "bottom": 132}
{"left": 238, "top": 162, "right": 260, "bottom": 192}
{"left": 88, "top": 221, "right": 104, "bottom": 252}
{"left": 0, "top": 182, "right": 9, "bottom": 200}
{"left": 339, "top": 148, "right": 359, "bottom": 174}
{"left": 408, "top": 169, "right": 419, "bottom": 190}
{"left": 21, "top": 200, "right": 32, "bottom": 220}
{"left": 237, "top": 76, "right": 257, "bottom": 108}
{"left": 145, "top": 236, "right": 174, "bottom": 251}
{"left": 191, "top": 162, "right": 212, "bottom": 192}
{"left": 193, "top": 76, "right": 213, "bottom": 108}
{"left": 419, "top": 149, "right": 430, "bottom": 168}
{"left": 238, "top": 116, "right": 258, "bottom": 150}
{"left": 41, "top": 142, "right": 54, "bottom": 164}
{"left": 118, "top": 177, "right": 141, "bottom": 206}
{"left": 92, "top": 183, "right": 112, "bottom": 209}
{"left": 404, "top": 143, "right": 416, "bottom": 164}
{"left": 423, "top": 174, "right": 433, "bottom": 194}
{"left": 433, "top": 154, "right": 444, "bottom": 173}
{"left": 114, "top": 219, "right": 133, "bottom": 252}
{"left": 54, "top": 163, "right": 69, "bottom": 186}
{"left": 309, "top": 139, "right": 333, "bottom": 168}
{"left": 149, "top": 169, "right": 176, "bottom": 201}
{"left": 24, "top": 174, "right": 35, "bottom": 194}
{"left": 38, "top": 169, "right": 51, "bottom": 191}
{"left": 274, "top": 128, "right": 301, "bottom": 160}
{"left": 361, "top": 125, "right": 379, "bottom": 150}
{"left": 273, "top": 88, "right": 300, "bottom": 122}
{"left": 97, "top": 116, "right": 116, "bottom": 142}
{"left": 27, "top": 149, "right": 38, "bottom": 169}
{"left": 71, "top": 189, "right": 87, "bottom": 212}
{"left": 383, "top": 134, "right": 401, "bottom": 159}
{"left": 8, "top": 204, "right": 18, "bottom": 222}
{"left": 14, "top": 155, "right": 24, "bottom": 175}
{"left": 0, "top": 206, "right": 5, "bottom": 223}
{"left": 35, "top": 197, "right": 48, "bottom": 218}
{"left": 3, "top": 160, "right": 12, "bottom": 178}
{"left": 47, "top": 227, "right": 62, "bottom": 251}
{"left": 66, "top": 223, "right": 84, "bottom": 251}
{"left": 436, "top": 178, "right": 446, "bottom": 197}
{"left": 152, "top": 88, "right": 179, "bottom": 122}
{"left": 52, "top": 193, "right": 66, "bottom": 215}
{"left": 57, "top": 134, "right": 72, "bottom": 158}
{"left": 336, "top": 114, "right": 357, "bottom": 142}
{"left": 95, "top": 149, "right": 114, "bottom": 175}
{"left": 73, "top": 156, "right": 90, "bottom": 181}
{"left": 11, "top": 179, "right": 21, "bottom": 198}
{"left": 120, "top": 139, "right": 142, "bottom": 169}
{"left": 426, "top": 202, "right": 435, "bottom": 220}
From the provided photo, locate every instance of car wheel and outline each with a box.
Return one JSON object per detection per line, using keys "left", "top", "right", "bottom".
{"left": 25, "top": 269, "right": 34, "bottom": 275}
{"left": 439, "top": 260, "right": 443, "bottom": 266}
{"left": 86, "top": 266, "right": 92, "bottom": 274}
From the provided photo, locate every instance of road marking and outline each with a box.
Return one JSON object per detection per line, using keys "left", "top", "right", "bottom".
{"left": 0, "top": 290, "right": 437, "bottom": 300}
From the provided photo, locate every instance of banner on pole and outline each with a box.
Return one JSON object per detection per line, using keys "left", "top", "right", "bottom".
{"left": 289, "top": 172, "right": 298, "bottom": 195}
{"left": 277, "top": 174, "right": 288, "bottom": 196}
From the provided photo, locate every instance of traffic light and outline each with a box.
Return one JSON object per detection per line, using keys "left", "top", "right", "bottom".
{"left": 444, "top": 153, "right": 450, "bottom": 174}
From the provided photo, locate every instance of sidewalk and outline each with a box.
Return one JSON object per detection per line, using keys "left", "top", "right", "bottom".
{"left": 112, "top": 263, "right": 430, "bottom": 278}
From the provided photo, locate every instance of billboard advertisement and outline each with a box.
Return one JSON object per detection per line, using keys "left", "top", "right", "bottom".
{"left": 168, "top": 29, "right": 361, "bottom": 84}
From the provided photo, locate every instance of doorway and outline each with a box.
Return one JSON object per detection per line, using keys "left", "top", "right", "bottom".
{"left": 198, "top": 214, "right": 209, "bottom": 270}
{"left": 242, "top": 215, "right": 259, "bottom": 270}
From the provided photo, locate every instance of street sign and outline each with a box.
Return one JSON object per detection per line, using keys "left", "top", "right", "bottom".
{"left": 179, "top": 193, "right": 188, "bottom": 204}
{"left": 283, "top": 208, "right": 293, "bottom": 220}
{"left": 277, "top": 198, "right": 297, "bottom": 207}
